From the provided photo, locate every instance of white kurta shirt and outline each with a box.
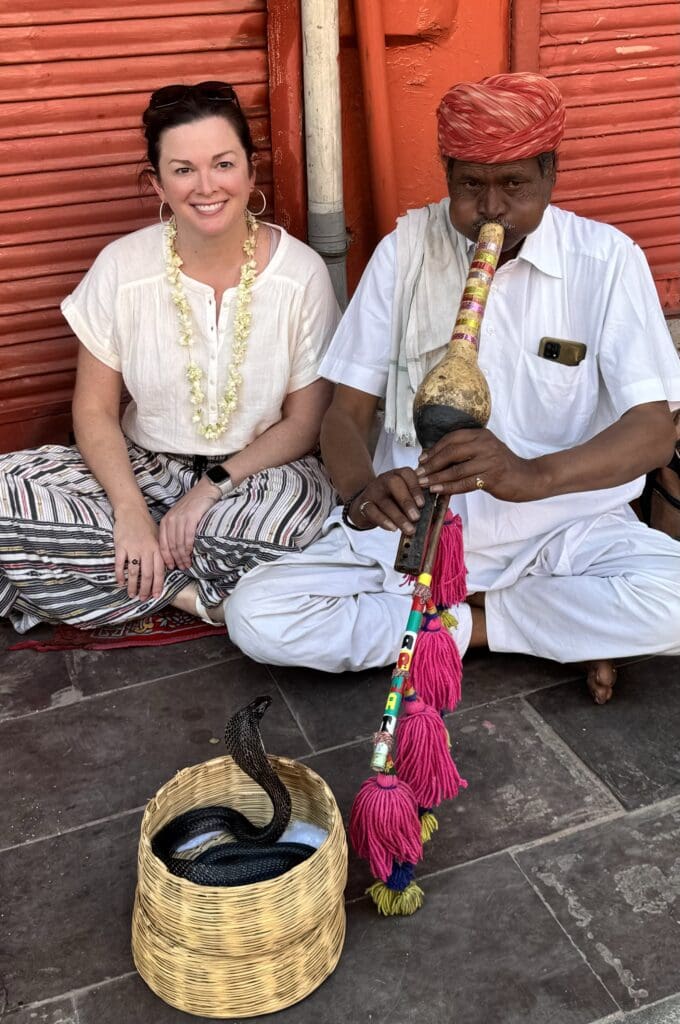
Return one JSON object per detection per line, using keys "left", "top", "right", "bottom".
{"left": 320, "top": 203, "right": 680, "bottom": 572}
{"left": 62, "top": 223, "right": 341, "bottom": 455}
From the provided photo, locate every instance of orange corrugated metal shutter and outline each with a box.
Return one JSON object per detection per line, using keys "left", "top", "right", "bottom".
{"left": 0, "top": 0, "right": 303, "bottom": 453}
{"left": 512, "top": 0, "right": 680, "bottom": 315}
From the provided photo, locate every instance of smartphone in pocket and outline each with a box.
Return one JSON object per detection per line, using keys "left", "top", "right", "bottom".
{"left": 538, "top": 337, "right": 587, "bottom": 366}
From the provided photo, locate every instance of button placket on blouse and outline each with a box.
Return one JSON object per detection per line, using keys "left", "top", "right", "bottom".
{"left": 206, "top": 294, "right": 220, "bottom": 418}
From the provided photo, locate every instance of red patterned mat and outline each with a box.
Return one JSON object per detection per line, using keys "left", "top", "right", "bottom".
{"left": 8, "top": 607, "right": 227, "bottom": 652}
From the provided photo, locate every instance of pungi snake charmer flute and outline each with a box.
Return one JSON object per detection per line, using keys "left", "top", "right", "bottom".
{"left": 350, "top": 221, "right": 505, "bottom": 915}
{"left": 395, "top": 221, "right": 504, "bottom": 575}
{"left": 373, "top": 220, "right": 505, "bottom": 769}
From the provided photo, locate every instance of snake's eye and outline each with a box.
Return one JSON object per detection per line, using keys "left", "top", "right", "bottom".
{"left": 251, "top": 695, "right": 272, "bottom": 718}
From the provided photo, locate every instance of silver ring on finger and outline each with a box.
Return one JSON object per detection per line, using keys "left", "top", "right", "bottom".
{"left": 358, "top": 499, "right": 372, "bottom": 518}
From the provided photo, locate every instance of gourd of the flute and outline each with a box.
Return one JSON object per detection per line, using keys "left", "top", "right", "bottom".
{"left": 412, "top": 338, "right": 491, "bottom": 450}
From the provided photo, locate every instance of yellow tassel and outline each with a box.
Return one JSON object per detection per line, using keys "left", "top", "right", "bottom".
{"left": 420, "top": 811, "right": 439, "bottom": 843}
{"left": 441, "top": 609, "right": 458, "bottom": 630}
{"left": 366, "top": 880, "right": 425, "bottom": 916}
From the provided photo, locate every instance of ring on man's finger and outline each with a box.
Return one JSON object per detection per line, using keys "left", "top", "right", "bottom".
{"left": 358, "top": 499, "right": 372, "bottom": 518}
{"left": 475, "top": 476, "right": 485, "bottom": 490}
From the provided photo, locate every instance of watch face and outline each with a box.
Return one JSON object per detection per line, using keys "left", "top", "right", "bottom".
{"left": 206, "top": 465, "right": 230, "bottom": 484}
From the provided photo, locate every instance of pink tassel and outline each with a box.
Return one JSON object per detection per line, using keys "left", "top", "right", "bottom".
{"left": 349, "top": 773, "right": 423, "bottom": 883}
{"left": 395, "top": 696, "right": 467, "bottom": 808}
{"left": 431, "top": 511, "right": 467, "bottom": 607}
{"left": 410, "top": 612, "right": 462, "bottom": 712}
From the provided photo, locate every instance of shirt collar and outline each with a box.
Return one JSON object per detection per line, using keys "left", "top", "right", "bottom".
{"left": 464, "top": 204, "right": 562, "bottom": 280}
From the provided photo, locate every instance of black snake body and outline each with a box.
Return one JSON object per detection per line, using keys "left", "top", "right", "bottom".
{"left": 152, "top": 696, "right": 315, "bottom": 886}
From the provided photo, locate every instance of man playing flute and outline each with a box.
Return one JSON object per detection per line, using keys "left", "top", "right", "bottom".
{"left": 226, "top": 72, "right": 680, "bottom": 705}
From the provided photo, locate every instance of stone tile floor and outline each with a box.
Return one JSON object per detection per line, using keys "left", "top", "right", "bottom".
{"left": 1, "top": 618, "right": 679, "bottom": 1024}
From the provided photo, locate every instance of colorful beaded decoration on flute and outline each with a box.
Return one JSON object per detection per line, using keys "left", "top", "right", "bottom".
{"left": 349, "top": 222, "right": 504, "bottom": 916}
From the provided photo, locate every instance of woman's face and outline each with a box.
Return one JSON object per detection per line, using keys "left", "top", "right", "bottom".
{"left": 152, "top": 115, "right": 255, "bottom": 243}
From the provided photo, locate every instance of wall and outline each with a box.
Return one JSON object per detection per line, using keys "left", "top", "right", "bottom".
{"left": 337, "top": 0, "right": 511, "bottom": 291}
{"left": 512, "top": 0, "right": 680, "bottom": 317}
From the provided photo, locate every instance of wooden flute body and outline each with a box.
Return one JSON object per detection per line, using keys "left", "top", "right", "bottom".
{"left": 394, "top": 221, "right": 505, "bottom": 575}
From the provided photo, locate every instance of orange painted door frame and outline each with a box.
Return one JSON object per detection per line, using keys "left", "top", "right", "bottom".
{"left": 267, "top": 0, "right": 306, "bottom": 240}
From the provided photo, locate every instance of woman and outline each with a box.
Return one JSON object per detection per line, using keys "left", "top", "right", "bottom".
{"left": 0, "top": 81, "right": 340, "bottom": 633}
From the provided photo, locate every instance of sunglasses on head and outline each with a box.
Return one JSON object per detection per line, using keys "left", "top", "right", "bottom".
{"left": 149, "top": 81, "right": 240, "bottom": 110}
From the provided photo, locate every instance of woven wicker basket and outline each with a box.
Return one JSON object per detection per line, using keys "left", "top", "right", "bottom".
{"left": 131, "top": 754, "right": 348, "bottom": 1018}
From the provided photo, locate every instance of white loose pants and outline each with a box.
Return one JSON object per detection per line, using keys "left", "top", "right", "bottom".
{"left": 225, "top": 507, "right": 680, "bottom": 672}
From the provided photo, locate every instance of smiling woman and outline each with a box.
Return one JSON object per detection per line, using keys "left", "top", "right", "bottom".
{"left": 0, "top": 82, "right": 341, "bottom": 636}
{"left": 156, "top": 121, "right": 254, "bottom": 244}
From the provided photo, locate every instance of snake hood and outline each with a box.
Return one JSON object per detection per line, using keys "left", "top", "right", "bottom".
{"left": 223, "top": 695, "right": 292, "bottom": 843}
{"left": 224, "top": 695, "right": 272, "bottom": 761}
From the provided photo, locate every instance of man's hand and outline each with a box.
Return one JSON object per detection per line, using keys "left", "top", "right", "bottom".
{"left": 417, "top": 427, "right": 543, "bottom": 502}
{"left": 114, "top": 506, "right": 166, "bottom": 601}
{"left": 159, "top": 479, "right": 220, "bottom": 571}
{"left": 348, "top": 468, "right": 426, "bottom": 534}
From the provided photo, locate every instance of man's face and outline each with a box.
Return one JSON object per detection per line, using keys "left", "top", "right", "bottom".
{"left": 446, "top": 157, "right": 555, "bottom": 255}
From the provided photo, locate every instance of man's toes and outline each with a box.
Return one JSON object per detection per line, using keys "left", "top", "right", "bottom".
{"left": 586, "top": 662, "right": 617, "bottom": 705}
{"left": 589, "top": 680, "right": 613, "bottom": 705}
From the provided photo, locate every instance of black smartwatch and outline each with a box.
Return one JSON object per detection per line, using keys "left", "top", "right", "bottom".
{"left": 204, "top": 465, "right": 234, "bottom": 498}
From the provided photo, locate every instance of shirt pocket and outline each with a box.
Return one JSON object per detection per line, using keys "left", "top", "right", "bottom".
{"left": 506, "top": 350, "right": 591, "bottom": 449}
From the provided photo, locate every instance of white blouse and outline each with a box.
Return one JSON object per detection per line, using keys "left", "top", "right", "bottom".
{"left": 62, "top": 223, "right": 341, "bottom": 455}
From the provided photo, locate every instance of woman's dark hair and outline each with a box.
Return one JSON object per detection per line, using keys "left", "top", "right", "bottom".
{"left": 142, "top": 81, "right": 256, "bottom": 177}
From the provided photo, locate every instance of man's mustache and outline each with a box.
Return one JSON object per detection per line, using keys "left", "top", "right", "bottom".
{"left": 472, "top": 217, "right": 516, "bottom": 235}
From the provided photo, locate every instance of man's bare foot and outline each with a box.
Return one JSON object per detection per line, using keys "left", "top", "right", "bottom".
{"left": 586, "top": 660, "right": 617, "bottom": 705}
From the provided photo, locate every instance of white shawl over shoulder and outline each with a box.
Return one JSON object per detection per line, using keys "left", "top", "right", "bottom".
{"left": 384, "top": 198, "right": 470, "bottom": 447}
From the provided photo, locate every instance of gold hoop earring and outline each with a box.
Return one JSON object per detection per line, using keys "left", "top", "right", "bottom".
{"left": 247, "top": 188, "right": 267, "bottom": 217}
{"left": 158, "top": 201, "right": 172, "bottom": 225}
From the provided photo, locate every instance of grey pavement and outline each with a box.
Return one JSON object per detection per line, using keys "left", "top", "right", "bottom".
{"left": 1, "top": 618, "right": 679, "bottom": 1024}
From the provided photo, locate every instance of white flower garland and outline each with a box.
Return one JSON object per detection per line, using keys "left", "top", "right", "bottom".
{"left": 164, "top": 211, "right": 259, "bottom": 441}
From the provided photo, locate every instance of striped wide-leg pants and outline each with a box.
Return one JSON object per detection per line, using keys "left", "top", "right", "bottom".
{"left": 0, "top": 442, "right": 335, "bottom": 633}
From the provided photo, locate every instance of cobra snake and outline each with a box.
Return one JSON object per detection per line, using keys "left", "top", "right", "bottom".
{"left": 152, "top": 696, "right": 314, "bottom": 886}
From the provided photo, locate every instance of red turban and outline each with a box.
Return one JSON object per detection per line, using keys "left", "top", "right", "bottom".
{"left": 437, "top": 73, "right": 565, "bottom": 164}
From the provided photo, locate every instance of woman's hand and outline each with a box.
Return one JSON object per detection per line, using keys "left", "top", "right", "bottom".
{"left": 416, "top": 428, "right": 542, "bottom": 502}
{"left": 348, "top": 468, "right": 425, "bottom": 534}
{"left": 113, "top": 506, "right": 167, "bottom": 601}
{"left": 159, "top": 478, "right": 220, "bottom": 571}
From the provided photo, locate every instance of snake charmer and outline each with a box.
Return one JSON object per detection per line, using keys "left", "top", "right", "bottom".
{"left": 225, "top": 72, "right": 680, "bottom": 705}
